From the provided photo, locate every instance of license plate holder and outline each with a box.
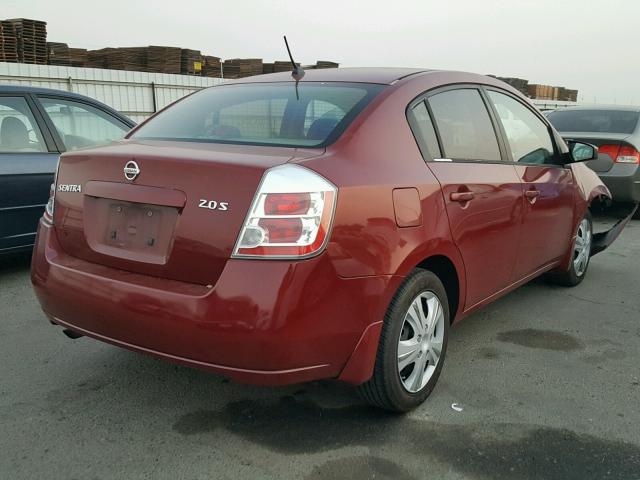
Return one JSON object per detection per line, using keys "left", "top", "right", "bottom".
{"left": 83, "top": 197, "right": 179, "bottom": 265}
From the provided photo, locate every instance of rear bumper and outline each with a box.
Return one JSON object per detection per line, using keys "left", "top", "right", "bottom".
{"left": 598, "top": 163, "right": 640, "bottom": 202}
{"left": 591, "top": 203, "right": 638, "bottom": 256}
{"left": 31, "top": 221, "right": 400, "bottom": 386}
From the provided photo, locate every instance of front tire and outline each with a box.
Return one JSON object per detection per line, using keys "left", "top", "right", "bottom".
{"left": 547, "top": 211, "right": 592, "bottom": 287}
{"left": 359, "top": 269, "right": 450, "bottom": 412}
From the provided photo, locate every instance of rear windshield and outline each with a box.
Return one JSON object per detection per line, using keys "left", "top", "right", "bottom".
{"left": 546, "top": 109, "right": 640, "bottom": 134}
{"left": 131, "top": 82, "right": 384, "bottom": 147}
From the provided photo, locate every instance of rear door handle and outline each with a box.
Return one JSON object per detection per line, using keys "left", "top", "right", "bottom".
{"left": 450, "top": 191, "right": 474, "bottom": 202}
{"left": 524, "top": 188, "right": 540, "bottom": 203}
{"left": 524, "top": 189, "right": 540, "bottom": 199}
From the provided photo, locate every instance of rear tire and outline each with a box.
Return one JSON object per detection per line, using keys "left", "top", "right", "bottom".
{"left": 547, "top": 211, "right": 592, "bottom": 287}
{"left": 359, "top": 268, "right": 450, "bottom": 412}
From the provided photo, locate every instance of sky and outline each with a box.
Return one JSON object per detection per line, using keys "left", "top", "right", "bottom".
{"left": 4, "top": 0, "right": 639, "bottom": 105}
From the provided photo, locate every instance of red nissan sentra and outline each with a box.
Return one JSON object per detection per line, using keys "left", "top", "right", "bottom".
{"left": 31, "top": 68, "right": 632, "bottom": 411}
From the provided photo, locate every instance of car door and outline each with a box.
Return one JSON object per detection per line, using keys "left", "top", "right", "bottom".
{"left": 0, "top": 94, "right": 59, "bottom": 252}
{"left": 409, "top": 87, "right": 524, "bottom": 309}
{"left": 485, "top": 89, "right": 575, "bottom": 279}
{"left": 34, "top": 96, "right": 131, "bottom": 152}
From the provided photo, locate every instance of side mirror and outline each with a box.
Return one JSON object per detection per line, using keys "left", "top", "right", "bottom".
{"left": 568, "top": 140, "right": 598, "bottom": 163}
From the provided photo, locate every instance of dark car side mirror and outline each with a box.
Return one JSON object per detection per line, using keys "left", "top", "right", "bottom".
{"left": 567, "top": 140, "right": 598, "bottom": 163}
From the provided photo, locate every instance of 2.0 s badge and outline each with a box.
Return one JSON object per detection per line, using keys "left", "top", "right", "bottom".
{"left": 198, "top": 199, "right": 229, "bottom": 211}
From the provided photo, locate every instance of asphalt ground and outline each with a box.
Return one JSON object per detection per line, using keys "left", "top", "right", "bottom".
{"left": 1, "top": 220, "right": 639, "bottom": 479}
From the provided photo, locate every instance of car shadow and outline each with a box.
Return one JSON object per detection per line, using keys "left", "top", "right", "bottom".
{"left": 0, "top": 251, "right": 32, "bottom": 274}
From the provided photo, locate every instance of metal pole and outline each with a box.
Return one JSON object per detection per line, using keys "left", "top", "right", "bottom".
{"left": 151, "top": 81, "right": 157, "bottom": 113}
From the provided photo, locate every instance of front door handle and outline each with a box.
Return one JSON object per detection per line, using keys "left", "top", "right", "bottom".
{"left": 450, "top": 191, "right": 474, "bottom": 202}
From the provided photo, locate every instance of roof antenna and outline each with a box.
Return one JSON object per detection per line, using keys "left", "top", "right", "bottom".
{"left": 284, "top": 35, "right": 304, "bottom": 99}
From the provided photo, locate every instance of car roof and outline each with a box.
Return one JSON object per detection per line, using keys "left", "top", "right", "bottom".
{"left": 551, "top": 105, "right": 640, "bottom": 113}
{"left": 1, "top": 84, "right": 101, "bottom": 100}
{"left": 0, "top": 84, "right": 135, "bottom": 125}
{"left": 227, "top": 67, "right": 431, "bottom": 85}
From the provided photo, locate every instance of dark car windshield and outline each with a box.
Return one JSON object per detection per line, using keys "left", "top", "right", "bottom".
{"left": 131, "top": 82, "right": 384, "bottom": 148}
{"left": 546, "top": 109, "right": 640, "bottom": 134}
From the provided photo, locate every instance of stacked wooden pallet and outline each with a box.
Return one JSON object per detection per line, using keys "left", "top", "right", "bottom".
{"left": 315, "top": 61, "right": 339, "bottom": 69}
{"left": 0, "top": 21, "right": 18, "bottom": 63}
{"left": 202, "top": 55, "right": 221, "bottom": 77}
{"left": 262, "top": 63, "right": 275, "bottom": 74}
{"left": 87, "top": 48, "right": 110, "bottom": 68}
{"left": 222, "top": 59, "right": 263, "bottom": 78}
{"left": 6, "top": 18, "right": 47, "bottom": 64}
{"left": 147, "top": 46, "right": 181, "bottom": 74}
{"left": 181, "top": 49, "right": 203, "bottom": 75}
{"left": 47, "top": 42, "right": 88, "bottom": 67}
{"left": 273, "top": 61, "right": 293, "bottom": 73}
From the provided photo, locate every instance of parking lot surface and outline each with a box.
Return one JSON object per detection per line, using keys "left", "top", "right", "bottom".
{"left": 1, "top": 221, "right": 639, "bottom": 480}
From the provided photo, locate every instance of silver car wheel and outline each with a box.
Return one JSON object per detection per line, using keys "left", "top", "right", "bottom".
{"left": 573, "top": 218, "right": 592, "bottom": 277}
{"left": 397, "top": 291, "right": 445, "bottom": 393}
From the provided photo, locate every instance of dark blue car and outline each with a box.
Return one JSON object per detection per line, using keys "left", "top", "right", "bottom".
{"left": 0, "top": 86, "right": 135, "bottom": 254}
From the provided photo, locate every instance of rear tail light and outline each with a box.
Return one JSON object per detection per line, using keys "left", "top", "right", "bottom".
{"left": 598, "top": 144, "right": 640, "bottom": 164}
{"left": 232, "top": 164, "right": 337, "bottom": 259}
{"left": 615, "top": 145, "right": 640, "bottom": 164}
{"left": 43, "top": 160, "right": 60, "bottom": 224}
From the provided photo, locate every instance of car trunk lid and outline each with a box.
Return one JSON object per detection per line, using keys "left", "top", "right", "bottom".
{"left": 52, "top": 140, "right": 323, "bottom": 285}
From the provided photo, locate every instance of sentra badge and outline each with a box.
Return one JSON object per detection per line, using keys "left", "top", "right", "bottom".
{"left": 57, "top": 184, "right": 82, "bottom": 192}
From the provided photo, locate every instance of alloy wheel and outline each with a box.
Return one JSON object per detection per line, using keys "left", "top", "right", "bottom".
{"left": 397, "top": 291, "right": 445, "bottom": 393}
{"left": 573, "top": 218, "right": 592, "bottom": 277}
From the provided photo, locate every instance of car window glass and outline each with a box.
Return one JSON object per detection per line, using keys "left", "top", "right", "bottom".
{"left": 132, "top": 83, "right": 383, "bottom": 148}
{"left": 0, "top": 97, "right": 47, "bottom": 153}
{"left": 410, "top": 101, "right": 441, "bottom": 158}
{"left": 39, "top": 98, "right": 129, "bottom": 151}
{"left": 303, "top": 100, "right": 345, "bottom": 135}
{"left": 428, "top": 89, "right": 501, "bottom": 161}
{"left": 215, "top": 98, "right": 288, "bottom": 140}
{"left": 488, "top": 91, "right": 555, "bottom": 164}
{"left": 546, "top": 109, "right": 639, "bottom": 134}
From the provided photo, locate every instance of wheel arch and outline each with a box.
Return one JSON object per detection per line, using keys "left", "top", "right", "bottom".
{"left": 415, "top": 254, "right": 461, "bottom": 324}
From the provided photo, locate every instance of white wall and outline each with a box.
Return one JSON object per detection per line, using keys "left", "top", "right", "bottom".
{"left": 0, "top": 62, "right": 224, "bottom": 123}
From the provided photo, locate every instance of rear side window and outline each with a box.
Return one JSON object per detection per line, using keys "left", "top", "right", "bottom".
{"left": 0, "top": 97, "right": 47, "bottom": 153}
{"left": 408, "top": 101, "right": 441, "bottom": 158}
{"left": 39, "top": 98, "right": 130, "bottom": 151}
{"left": 488, "top": 91, "right": 556, "bottom": 164}
{"left": 132, "top": 82, "right": 384, "bottom": 148}
{"left": 427, "top": 89, "right": 501, "bottom": 161}
{"left": 547, "top": 109, "right": 639, "bottom": 134}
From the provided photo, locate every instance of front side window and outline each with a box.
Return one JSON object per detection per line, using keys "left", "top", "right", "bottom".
{"left": 0, "top": 97, "right": 47, "bottom": 153}
{"left": 427, "top": 89, "right": 501, "bottom": 161}
{"left": 131, "top": 82, "right": 384, "bottom": 148}
{"left": 38, "top": 98, "right": 130, "bottom": 151}
{"left": 488, "top": 91, "right": 555, "bottom": 165}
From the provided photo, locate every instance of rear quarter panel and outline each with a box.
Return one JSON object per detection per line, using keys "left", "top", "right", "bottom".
{"left": 298, "top": 74, "right": 470, "bottom": 320}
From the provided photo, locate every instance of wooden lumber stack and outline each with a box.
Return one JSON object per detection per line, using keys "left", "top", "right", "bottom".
{"left": 315, "top": 61, "right": 339, "bottom": 69}
{"left": 0, "top": 21, "right": 18, "bottom": 63}
{"left": 181, "top": 49, "right": 203, "bottom": 75}
{"left": 228, "top": 58, "right": 262, "bottom": 78}
{"left": 262, "top": 62, "right": 275, "bottom": 74}
{"left": 87, "top": 48, "right": 112, "bottom": 68}
{"left": 146, "top": 46, "right": 181, "bottom": 74}
{"left": 47, "top": 42, "right": 87, "bottom": 67}
{"left": 202, "top": 55, "right": 221, "bottom": 77}
{"left": 273, "top": 61, "right": 293, "bottom": 73}
{"left": 6, "top": 18, "right": 47, "bottom": 64}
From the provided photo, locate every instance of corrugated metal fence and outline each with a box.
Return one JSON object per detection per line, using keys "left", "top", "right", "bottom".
{"left": 0, "top": 62, "right": 223, "bottom": 123}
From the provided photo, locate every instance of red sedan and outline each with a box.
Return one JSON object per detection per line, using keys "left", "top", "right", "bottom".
{"left": 31, "top": 68, "right": 629, "bottom": 411}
